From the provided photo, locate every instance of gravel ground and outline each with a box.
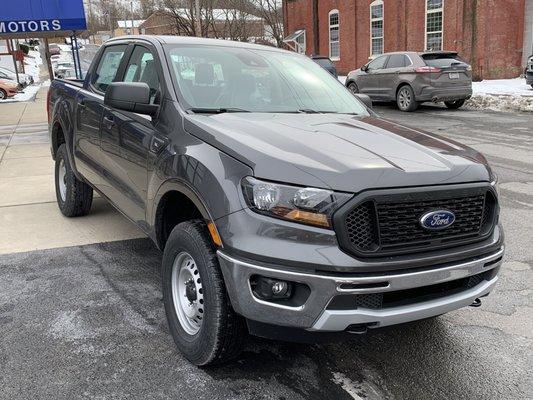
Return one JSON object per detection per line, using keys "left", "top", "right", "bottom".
{"left": 0, "top": 104, "right": 531, "bottom": 400}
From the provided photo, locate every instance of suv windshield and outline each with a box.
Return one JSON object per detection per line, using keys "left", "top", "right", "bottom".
{"left": 165, "top": 44, "right": 368, "bottom": 115}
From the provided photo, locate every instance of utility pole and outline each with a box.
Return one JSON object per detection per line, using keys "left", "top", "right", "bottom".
{"left": 195, "top": 0, "right": 202, "bottom": 37}
{"left": 130, "top": 1, "right": 135, "bottom": 35}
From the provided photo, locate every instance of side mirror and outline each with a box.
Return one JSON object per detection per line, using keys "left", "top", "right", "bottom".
{"left": 354, "top": 93, "right": 373, "bottom": 109}
{"left": 361, "top": 64, "right": 369, "bottom": 72}
{"left": 104, "top": 82, "right": 158, "bottom": 116}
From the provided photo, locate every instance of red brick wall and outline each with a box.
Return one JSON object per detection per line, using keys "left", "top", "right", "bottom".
{"left": 283, "top": 0, "right": 526, "bottom": 79}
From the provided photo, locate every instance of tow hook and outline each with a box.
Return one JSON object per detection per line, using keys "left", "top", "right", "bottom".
{"left": 470, "top": 298, "right": 482, "bottom": 307}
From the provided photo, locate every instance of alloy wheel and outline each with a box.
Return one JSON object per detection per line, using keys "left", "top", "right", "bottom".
{"left": 398, "top": 88, "right": 412, "bottom": 110}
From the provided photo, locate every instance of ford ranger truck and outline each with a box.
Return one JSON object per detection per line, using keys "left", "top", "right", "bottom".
{"left": 48, "top": 36, "right": 504, "bottom": 366}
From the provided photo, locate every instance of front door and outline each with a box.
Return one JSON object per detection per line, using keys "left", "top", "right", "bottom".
{"left": 358, "top": 55, "right": 388, "bottom": 99}
{"left": 99, "top": 44, "right": 162, "bottom": 224}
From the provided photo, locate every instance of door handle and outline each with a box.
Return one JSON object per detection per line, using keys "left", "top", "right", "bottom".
{"left": 150, "top": 136, "right": 168, "bottom": 154}
{"left": 103, "top": 115, "right": 115, "bottom": 129}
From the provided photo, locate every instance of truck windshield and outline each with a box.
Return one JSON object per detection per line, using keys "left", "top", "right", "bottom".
{"left": 165, "top": 44, "right": 368, "bottom": 115}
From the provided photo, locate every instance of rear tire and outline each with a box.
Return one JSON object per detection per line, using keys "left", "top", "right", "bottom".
{"left": 162, "top": 220, "right": 246, "bottom": 366}
{"left": 444, "top": 99, "right": 466, "bottom": 109}
{"left": 347, "top": 82, "right": 359, "bottom": 94}
{"left": 396, "top": 85, "right": 418, "bottom": 112}
{"left": 54, "top": 143, "right": 93, "bottom": 217}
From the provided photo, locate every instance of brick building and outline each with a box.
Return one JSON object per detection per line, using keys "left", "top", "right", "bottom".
{"left": 283, "top": 0, "right": 533, "bottom": 79}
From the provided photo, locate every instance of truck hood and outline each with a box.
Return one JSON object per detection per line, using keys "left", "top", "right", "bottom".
{"left": 183, "top": 113, "right": 491, "bottom": 192}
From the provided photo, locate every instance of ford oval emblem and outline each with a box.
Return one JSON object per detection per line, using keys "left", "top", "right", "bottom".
{"left": 420, "top": 210, "right": 456, "bottom": 230}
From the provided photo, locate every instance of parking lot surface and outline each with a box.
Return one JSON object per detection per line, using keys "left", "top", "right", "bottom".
{"left": 0, "top": 103, "right": 531, "bottom": 399}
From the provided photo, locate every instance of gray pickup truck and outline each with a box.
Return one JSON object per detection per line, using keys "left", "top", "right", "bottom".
{"left": 48, "top": 36, "right": 504, "bottom": 366}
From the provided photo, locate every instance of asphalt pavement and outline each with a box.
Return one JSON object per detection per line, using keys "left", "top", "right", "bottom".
{"left": 0, "top": 103, "right": 531, "bottom": 400}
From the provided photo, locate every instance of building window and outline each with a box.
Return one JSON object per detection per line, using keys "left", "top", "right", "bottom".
{"left": 370, "top": 1, "right": 384, "bottom": 56}
{"left": 329, "top": 10, "right": 340, "bottom": 60}
{"left": 426, "top": 0, "right": 443, "bottom": 51}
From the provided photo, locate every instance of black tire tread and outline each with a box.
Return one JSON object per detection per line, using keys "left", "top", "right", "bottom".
{"left": 55, "top": 144, "right": 93, "bottom": 217}
{"left": 163, "top": 220, "right": 246, "bottom": 366}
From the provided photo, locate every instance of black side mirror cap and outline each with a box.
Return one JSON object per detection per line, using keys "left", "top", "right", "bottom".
{"left": 354, "top": 93, "right": 373, "bottom": 109}
{"left": 104, "top": 82, "right": 158, "bottom": 117}
{"left": 361, "top": 65, "right": 368, "bottom": 72}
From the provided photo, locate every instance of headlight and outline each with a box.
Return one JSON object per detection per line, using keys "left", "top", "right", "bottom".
{"left": 241, "top": 177, "right": 352, "bottom": 229}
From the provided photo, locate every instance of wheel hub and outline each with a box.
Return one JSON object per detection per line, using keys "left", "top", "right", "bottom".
{"left": 171, "top": 252, "right": 204, "bottom": 335}
{"left": 185, "top": 278, "right": 197, "bottom": 303}
{"left": 58, "top": 159, "right": 67, "bottom": 201}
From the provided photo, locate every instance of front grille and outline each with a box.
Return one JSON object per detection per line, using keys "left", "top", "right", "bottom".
{"left": 335, "top": 186, "right": 497, "bottom": 257}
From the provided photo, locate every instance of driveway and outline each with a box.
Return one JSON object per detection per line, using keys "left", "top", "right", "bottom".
{"left": 0, "top": 104, "right": 531, "bottom": 400}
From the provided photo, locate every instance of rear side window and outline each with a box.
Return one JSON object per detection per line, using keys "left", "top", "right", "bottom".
{"left": 422, "top": 53, "right": 468, "bottom": 68}
{"left": 385, "top": 54, "right": 407, "bottom": 68}
{"left": 92, "top": 45, "right": 127, "bottom": 93}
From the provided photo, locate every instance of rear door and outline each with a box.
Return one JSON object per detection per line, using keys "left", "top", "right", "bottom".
{"left": 74, "top": 44, "right": 128, "bottom": 186}
{"left": 99, "top": 44, "right": 162, "bottom": 223}
{"left": 357, "top": 55, "right": 388, "bottom": 98}
{"left": 421, "top": 52, "right": 471, "bottom": 89}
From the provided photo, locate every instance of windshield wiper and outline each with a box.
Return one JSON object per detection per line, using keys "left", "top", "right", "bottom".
{"left": 297, "top": 109, "right": 358, "bottom": 115}
{"left": 187, "top": 107, "right": 250, "bottom": 114}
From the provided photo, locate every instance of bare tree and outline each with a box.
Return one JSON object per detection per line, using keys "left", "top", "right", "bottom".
{"left": 248, "top": 0, "right": 283, "bottom": 47}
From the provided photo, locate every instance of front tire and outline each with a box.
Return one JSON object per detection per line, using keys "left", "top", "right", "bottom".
{"left": 396, "top": 85, "right": 419, "bottom": 112}
{"left": 444, "top": 99, "right": 465, "bottom": 109}
{"left": 162, "top": 220, "right": 246, "bottom": 366}
{"left": 0, "top": 89, "right": 7, "bottom": 100}
{"left": 54, "top": 143, "right": 93, "bottom": 217}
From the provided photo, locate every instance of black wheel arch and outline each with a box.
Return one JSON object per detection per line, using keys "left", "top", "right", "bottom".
{"left": 151, "top": 179, "right": 217, "bottom": 251}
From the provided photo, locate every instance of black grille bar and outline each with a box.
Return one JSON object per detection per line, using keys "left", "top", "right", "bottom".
{"left": 334, "top": 185, "right": 497, "bottom": 258}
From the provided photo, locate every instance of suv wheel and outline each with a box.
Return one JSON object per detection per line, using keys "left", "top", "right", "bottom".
{"left": 444, "top": 99, "right": 465, "bottom": 109}
{"left": 347, "top": 82, "right": 359, "bottom": 94}
{"left": 162, "top": 220, "right": 246, "bottom": 366}
{"left": 396, "top": 85, "right": 418, "bottom": 112}
{"left": 54, "top": 143, "right": 93, "bottom": 217}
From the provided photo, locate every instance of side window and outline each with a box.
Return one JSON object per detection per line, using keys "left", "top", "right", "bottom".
{"left": 92, "top": 45, "right": 127, "bottom": 93}
{"left": 385, "top": 54, "right": 406, "bottom": 69}
{"left": 367, "top": 56, "right": 387, "bottom": 71}
{"left": 123, "top": 46, "right": 160, "bottom": 104}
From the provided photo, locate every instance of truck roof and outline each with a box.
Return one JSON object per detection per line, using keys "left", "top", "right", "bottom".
{"left": 106, "top": 35, "right": 290, "bottom": 54}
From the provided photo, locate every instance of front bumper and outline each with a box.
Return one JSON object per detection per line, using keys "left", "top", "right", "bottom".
{"left": 218, "top": 247, "right": 503, "bottom": 332}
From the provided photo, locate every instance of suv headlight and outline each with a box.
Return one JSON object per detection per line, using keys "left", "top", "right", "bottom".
{"left": 241, "top": 177, "right": 351, "bottom": 229}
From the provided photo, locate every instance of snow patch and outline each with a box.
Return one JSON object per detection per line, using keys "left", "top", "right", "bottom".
{"left": 332, "top": 372, "right": 365, "bottom": 399}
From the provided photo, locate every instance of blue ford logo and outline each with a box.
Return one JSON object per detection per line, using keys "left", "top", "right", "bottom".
{"left": 420, "top": 210, "right": 455, "bottom": 230}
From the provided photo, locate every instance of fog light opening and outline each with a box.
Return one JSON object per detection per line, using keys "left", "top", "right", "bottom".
{"left": 251, "top": 276, "right": 293, "bottom": 301}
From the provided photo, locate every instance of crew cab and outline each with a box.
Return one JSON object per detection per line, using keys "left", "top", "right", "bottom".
{"left": 48, "top": 36, "right": 504, "bottom": 366}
